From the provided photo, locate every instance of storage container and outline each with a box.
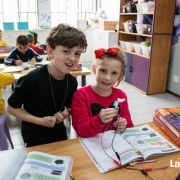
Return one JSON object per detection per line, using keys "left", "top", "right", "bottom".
{"left": 123, "top": 20, "right": 136, "bottom": 32}
{"left": 141, "top": 1, "right": 155, "bottom": 13}
{"left": 123, "top": 22, "right": 129, "bottom": 32}
{"left": 135, "top": 4, "right": 142, "bottom": 13}
{"left": 125, "top": 3, "right": 137, "bottom": 13}
{"left": 146, "top": 24, "right": 152, "bottom": 34}
{"left": 135, "top": 24, "right": 148, "bottom": 34}
{"left": 124, "top": 42, "right": 136, "bottom": 52}
{"left": 138, "top": 0, "right": 145, "bottom": 3}
{"left": 133, "top": 43, "right": 142, "bottom": 54}
{"left": 119, "top": 40, "right": 126, "bottom": 50}
{"left": 128, "top": 23, "right": 137, "bottom": 33}
{"left": 141, "top": 44, "right": 151, "bottom": 57}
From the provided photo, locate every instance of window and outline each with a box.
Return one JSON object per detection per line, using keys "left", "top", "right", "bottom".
{"left": 0, "top": 0, "right": 97, "bottom": 30}
{"left": 18, "top": 0, "right": 38, "bottom": 29}
{"left": 50, "top": 0, "right": 97, "bottom": 27}
{"left": 0, "top": 0, "right": 37, "bottom": 30}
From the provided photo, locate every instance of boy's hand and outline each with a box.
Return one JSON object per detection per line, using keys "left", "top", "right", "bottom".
{"left": 100, "top": 108, "right": 118, "bottom": 124}
{"left": 54, "top": 110, "right": 70, "bottom": 124}
{"left": 42, "top": 116, "right": 56, "bottom": 127}
{"left": 15, "top": 60, "right": 23, "bottom": 66}
{"left": 30, "top": 57, "right": 36, "bottom": 65}
{"left": 114, "top": 117, "right": 127, "bottom": 132}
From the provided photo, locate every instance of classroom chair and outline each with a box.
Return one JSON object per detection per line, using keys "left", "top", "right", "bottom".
{"left": 0, "top": 113, "right": 14, "bottom": 150}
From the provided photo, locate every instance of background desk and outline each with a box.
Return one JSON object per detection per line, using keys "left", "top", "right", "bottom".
{"left": 13, "top": 66, "right": 91, "bottom": 86}
{"left": 24, "top": 122, "right": 180, "bottom": 180}
{"left": 0, "top": 52, "right": 8, "bottom": 60}
{"left": 0, "top": 52, "right": 47, "bottom": 60}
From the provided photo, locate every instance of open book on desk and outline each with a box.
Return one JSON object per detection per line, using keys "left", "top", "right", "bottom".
{"left": 80, "top": 124, "right": 179, "bottom": 173}
{"left": 3, "top": 61, "right": 50, "bottom": 73}
{"left": 0, "top": 149, "right": 73, "bottom": 180}
{"left": 3, "top": 62, "right": 83, "bottom": 73}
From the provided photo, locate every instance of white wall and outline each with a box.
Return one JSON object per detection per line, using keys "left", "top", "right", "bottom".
{"left": 100, "top": 0, "right": 120, "bottom": 21}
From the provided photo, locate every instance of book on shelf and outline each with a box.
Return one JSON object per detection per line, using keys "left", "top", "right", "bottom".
{"left": 0, "top": 149, "right": 73, "bottom": 180}
{"left": 80, "top": 124, "right": 179, "bottom": 173}
{"left": 155, "top": 107, "right": 180, "bottom": 138}
{"left": 153, "top": 115, "right": 180, "bottom": 147}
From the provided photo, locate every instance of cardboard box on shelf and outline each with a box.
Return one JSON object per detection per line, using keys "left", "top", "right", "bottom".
{"left": 99, "top": 21, "right": 118, "bottom": 30}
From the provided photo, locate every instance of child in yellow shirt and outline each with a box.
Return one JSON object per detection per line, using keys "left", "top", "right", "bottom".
{"left": 0, "top": 29, "right": 9, "bottom": 46}
{"left": 0, "top": 72, "right": 15, "bottom": 114}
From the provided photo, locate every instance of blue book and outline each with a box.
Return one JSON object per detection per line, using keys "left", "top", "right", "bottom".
{"left": 3, "top": 22, "right": 14, "bottom": 30}
{"left": 17, "top": 22, "right": 29, "bottom": 30}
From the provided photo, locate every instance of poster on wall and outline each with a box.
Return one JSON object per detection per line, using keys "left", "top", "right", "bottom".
{"left": 38, "top": 0, "right": 51, "bottom": 28}
{"left": 172, "top": 0, "right": 180, "bottom": 45}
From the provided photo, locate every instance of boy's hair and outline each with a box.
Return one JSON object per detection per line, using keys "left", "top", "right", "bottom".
{"left": 94, "top": 46, "right": 126, "bottom": 87}
{"left": 27, "top": 34, "right": 34, "bottom": 44}
{"left": 0, "top": 29, "right": 2, "bottom": 32}
{"left": 16, "top": 35, "right": 29, "bottom": 46}
{"left": 46, "top": 23, "right": 87, "bottom": 52}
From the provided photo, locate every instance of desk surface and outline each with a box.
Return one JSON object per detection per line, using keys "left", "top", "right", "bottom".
{"left": 13, "top": 66, "right": 91, "bottom": 81}
{"left": 24, "top": 122, "right": 180, "bottom": 180}
{"left": 0, "top": 52, "right": 9, "bottom": 59}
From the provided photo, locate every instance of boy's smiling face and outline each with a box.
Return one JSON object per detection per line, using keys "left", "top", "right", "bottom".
{"left": 16, "top": 44, "right": 29, "bottom": 54}
{"left": 47, "top": 45, "right": 83, "bottom": 75}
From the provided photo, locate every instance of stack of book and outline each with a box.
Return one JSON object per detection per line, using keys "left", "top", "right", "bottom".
{"left": 153, "top": 107, "right": 180, "bottom": 147}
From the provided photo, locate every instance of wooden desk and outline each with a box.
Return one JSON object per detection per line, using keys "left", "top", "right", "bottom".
{"left": 24, "top": 122, "right": 180, "bottom": 180}
{"left": 0, "top": 53, "right": 9, "bottom": 64}
{"left": 0, "top": 52, "right": 9, "bottom": 60}
{"left": 13, "top": 66, "right": 91, "bottom": 86}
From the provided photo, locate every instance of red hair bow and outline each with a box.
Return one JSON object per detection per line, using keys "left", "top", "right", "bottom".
{"left": 94, "top": 48, "right": 118, "bottom": 59}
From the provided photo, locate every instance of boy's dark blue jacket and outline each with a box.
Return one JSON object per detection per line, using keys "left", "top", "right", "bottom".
{"left": 4, "top": 48, "right": 43, "bottom": 65}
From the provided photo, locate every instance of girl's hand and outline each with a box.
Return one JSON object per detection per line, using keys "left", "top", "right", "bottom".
{"left": 114, "top": 117, "right": 127, "bottom": 132}
{"left": 30, "top": 57, "right": 36, "bottom": 65}
{"left": 16, "top": 60, "right": 23, "bottom": 66}
{"left": 54, "top": 110, "right": 70, "bottom": 124}
{"left": 100, "top": 108, "right": 118, "bottom": 124}
{"left": 42, "top": 116, "right": 56, "bottom": 127}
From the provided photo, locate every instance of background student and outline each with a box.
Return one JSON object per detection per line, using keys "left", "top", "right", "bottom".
{"left": 4, "top": 35, "right": 43, "bottom": 66}
{"left": 29, "top": 30, "right": 40, "bottom": 46}
{"left": 0, "top": 72, "right": 15, "bottom": 114}
{"left": 7, "top": 23, "right": 87, "bottom": 147}
{"left": 27, "top": 34, "right": 44, "bottom": 54}
{"left": 0, "top": 29, "right": 9, "bottom": 46}
{"left": 71, "top": 46, "right": 134, "bottom": 137}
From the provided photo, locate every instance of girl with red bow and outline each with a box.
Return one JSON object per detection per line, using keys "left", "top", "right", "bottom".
{"left": 71, "top": 46, "right": 134, "bottom": 137}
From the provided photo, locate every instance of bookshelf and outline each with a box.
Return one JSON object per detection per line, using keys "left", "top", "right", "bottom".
{"left": 119, "top": 0, "right": 176, "bottom": 94}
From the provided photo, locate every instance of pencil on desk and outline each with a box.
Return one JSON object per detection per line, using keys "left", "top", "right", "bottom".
{"left": 16, "top": 54, "right": 20, "bottom": 60}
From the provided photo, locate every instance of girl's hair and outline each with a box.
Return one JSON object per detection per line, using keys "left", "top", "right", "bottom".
{"left": 33, "top": 32, "right": 39, "bottom": 45}
{"left": 46, "top": 23, "right": 87, "bottom": 52}
{"left": 94, "top": 46, "right": 126, "bottom": 86}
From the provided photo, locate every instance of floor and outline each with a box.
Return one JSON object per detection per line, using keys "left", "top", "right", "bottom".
{"left": 1, "top": 62, "right": 180, "bottom": 150}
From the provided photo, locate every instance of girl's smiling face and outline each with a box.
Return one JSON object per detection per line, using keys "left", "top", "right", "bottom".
{"left": 93, "top": 57, "right": 122, "bottom": 93}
